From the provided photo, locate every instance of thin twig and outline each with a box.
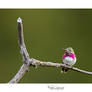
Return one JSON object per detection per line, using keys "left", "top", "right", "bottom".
{"left": 9, "top": 17, "right": 92, "bottom": 83}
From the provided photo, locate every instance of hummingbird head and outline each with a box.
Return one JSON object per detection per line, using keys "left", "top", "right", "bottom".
{"left": 63, "top": 47, "right": 75, "bottom": 55}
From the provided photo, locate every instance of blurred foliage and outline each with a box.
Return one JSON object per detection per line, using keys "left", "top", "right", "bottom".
{"left": 0, "top": 9, "right": 92, "bottom": 83}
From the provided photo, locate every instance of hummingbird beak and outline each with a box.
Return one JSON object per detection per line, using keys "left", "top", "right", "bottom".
{"left": 62, "top": 48, "right": 67, "bottom": 51}
{"left": 62, "top": 48, "right": 68, "bottom": 53}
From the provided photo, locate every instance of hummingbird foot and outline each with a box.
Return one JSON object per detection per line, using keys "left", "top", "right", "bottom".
{"left": 61, "top": 70, "right": 67, "bottom": 73}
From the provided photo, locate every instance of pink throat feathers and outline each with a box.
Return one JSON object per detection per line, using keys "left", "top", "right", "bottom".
{"left": 62, "top": 53, "right": 75, "bottom": 59}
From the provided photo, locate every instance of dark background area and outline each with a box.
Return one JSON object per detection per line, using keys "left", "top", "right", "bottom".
{"left": 0, "top": 9, "right": 92, "bottom": 83}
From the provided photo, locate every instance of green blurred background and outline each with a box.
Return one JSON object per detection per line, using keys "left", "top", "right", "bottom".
{"left": 0, "top": 9, "right": 92, "bottom": 83}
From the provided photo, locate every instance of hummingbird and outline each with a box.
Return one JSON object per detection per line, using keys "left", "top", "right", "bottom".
{"left": 62, "top": 47, "right": 76, "bottom": 72}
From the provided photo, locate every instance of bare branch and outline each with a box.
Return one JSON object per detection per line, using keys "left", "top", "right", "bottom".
{"left": 29, "top": 58, "right": 92, "bottom": 75}
{"left": 9, "top": 17, "right": 92, "bottom": 83}
{"left": 9, "top": 17, "right": 31, "bottom": 83}
{"left": 17, "top": 17, "right": 30, "bottom": 64}
{"left": 9, "top": 64, "right": 29, "bottom": 83}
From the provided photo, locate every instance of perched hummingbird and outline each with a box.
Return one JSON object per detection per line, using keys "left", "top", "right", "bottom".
{"left": 62, "top": 47, "right": 76, "bottom": 72}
